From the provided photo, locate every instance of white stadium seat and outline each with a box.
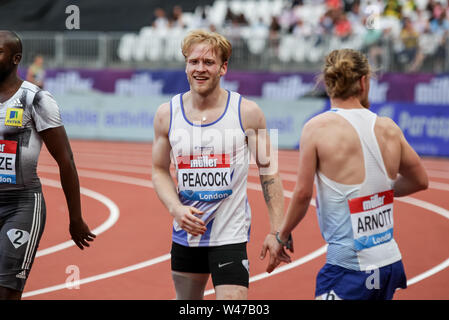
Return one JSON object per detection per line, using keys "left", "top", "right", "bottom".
{"left": 118, "top": 33, "right": 137, "bottom": 62}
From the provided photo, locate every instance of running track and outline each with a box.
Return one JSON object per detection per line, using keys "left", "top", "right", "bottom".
{"left": 22, "top": 140, "right": 449, "bottom": 300}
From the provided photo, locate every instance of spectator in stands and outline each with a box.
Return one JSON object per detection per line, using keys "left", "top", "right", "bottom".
{"left": 347, "top": 0, "right": 365, "bottom": 35}
{"left": 430, "top": 10, "right": 449, "bottom": 35}
{"left": 317, "top": 9, "right": 335, "bottom": 39}
{"left": 26, "top": 54, "right": 45, "bottom": 89}
{"left": 293, "top": 18, "right": 313, "bottom": 39}
{"left": 398, "top": 17, "right": 423, "bottom": 71}
{"left": 334, "top": 11, "right": 353, "bottom": 39}
{"left": 268, "top": 16, "right": 282, "bottom": 54}
{"left": 361, "top": 15, "right": 385, "bottom": 70}
{"left": 191, "top": 7, "right": 211, "bottom": 31}
{"left": 429, "top": 10, "right": 449, "bottom": 72}
{"left": 224, "top": 7, "right": 236, "bottom": 27}
{"left": 418, "top": 22, "right": 444, "bottom": 72}
{"left": 384, "top": 0, "right": 402, "bottom": 19}
{"left": 414, "top": 8, "right": 431, "bottom": 34}
{"left": 236, "top": 13, "right": 249, "bottom": 26}
{"left": 401, "top": 0, "right": 418, "bottom": 18}
{"left": 279, "top": 1, "right": 301, "bottom": 33}
{"left": 171, "top": 5, "right": 185, "bottom": 29}
{"left": 326, "top": 0, "right": 343, "bottom": 10}
{"left": 152, "top": 7, "right": 169, "bottom": 29}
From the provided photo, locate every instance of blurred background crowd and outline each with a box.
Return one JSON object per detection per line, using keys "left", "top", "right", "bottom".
{"left": 0, "top": 0, "right": 446, "bottom": 73}
{"left": 143, "top": 0, "right": 449, "bottom": 72}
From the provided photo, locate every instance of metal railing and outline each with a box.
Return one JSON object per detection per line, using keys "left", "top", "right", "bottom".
{"left": 17, "top": 30, "right": 449, "bottom": 73}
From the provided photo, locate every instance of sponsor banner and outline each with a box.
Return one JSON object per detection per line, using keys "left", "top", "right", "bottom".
{"left": 54, "top": 92, "right": 326, "bottom": 149}
{"left": 307, "top": 101, "right": 449, "bottom": 157}
{"left": 18, "top": 68, "right": 449, "bottom": 104}
{"left": 370, "top": 103, "right": 449, "bottom": 157}
{"left": 50, "top": 90, "right": 448, "bottom": 156}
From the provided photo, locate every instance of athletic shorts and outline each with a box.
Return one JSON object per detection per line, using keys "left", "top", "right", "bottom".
{"left": 315, "top": 260, "right": 407, "bottom": 300}
{"left": 0, "top": 188, "right": 46, "bottom": 292}
{"left": 171, "top": 241, "right": 249, "bottom": 288}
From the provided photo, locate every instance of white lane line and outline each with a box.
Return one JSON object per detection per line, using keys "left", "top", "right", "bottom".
{"left": 23, "top": 177, "right": 309, "bottom": 298}
{"left": 429, "top": 181, "right": 449, "bottom": 192}
{"left": 396, "top": 196, "right": 449, "bottom": 287}
{"left": 38, "top": 166, "right": 154, "bottom": 188}
{"left": 36, "top": 178, "right": 120, "bottom": 257}
{"left": 27, "top": 168, "right": 449, "bottom": 298}
{"left": 426, "top": 170, "right": 449, "bottom": 179}
{"left": 407, "top": 258, "right": 449, "bottom": 286}
{"left": 22, "top": 255, "right": 170, "bottom": 298}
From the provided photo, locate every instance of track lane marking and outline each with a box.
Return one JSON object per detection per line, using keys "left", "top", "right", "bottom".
{"left": 36, "top": 178, "right": 120, "bottom": 257}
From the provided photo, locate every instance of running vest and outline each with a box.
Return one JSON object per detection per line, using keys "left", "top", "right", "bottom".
{"left": 0, "top": 81, "right": 62, "bottom": 191}
{"left": 315, "top": 108, "right": 402, "bottom": 271}
{"left": 168, "top": 90, "right": 251, "bottom": 247}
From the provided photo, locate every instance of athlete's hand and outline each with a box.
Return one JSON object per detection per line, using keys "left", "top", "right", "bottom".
{"left": 173, "top": 205, "right": 206, "bottom": 236}
{"left": 69, "top": 218, "right": 96, "bottom": 250}
{"left": 260, "top": 233, "right": 292, "bottom": 273}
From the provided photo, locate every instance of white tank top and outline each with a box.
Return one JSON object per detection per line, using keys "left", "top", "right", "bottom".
{"left": 315, "top": 108, "right": 402, "bottom": 271}
{"left": 168, "top": 90, "right": 251, "bottom": 247}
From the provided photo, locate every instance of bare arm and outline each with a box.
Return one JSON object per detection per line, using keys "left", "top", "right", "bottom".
{"left": 151, "top": 103, "right": 206, "bottom": 236}
{"left": 393, "top": 129, "right": 428, "bottom": 197}
{"left": 279, "top": 120, "right": 317, "bottom": 239}
{"left": 241, "top": 99, "right": 287, "bottom": 272}
{"left": 270, "top": 119, "right": 318, "bottom": 272}
{"left": 40, "top": 126, "right": 96, "bottom": 249}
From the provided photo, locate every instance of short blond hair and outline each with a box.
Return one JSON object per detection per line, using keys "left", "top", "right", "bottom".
{"left": 181, "top": 29, "right": 232, "bottom": 63}
{"left": 321, "top": 49, "right": 372, "bottom": 99}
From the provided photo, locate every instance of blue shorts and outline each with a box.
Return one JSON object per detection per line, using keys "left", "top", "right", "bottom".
{"left": 315, "top": 260, "right": 407, "bottom": 300}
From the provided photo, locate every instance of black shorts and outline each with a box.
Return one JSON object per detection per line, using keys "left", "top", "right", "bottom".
{"left": 0, "top": 189, "right": 46, "bottom": 292}
{"left": 171, "top": 242, "right": 249, "bottom": 288}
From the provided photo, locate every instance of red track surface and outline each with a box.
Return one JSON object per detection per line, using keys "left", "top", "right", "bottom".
{"left": 22, "top": 140, "right": 449, "bottom": 300}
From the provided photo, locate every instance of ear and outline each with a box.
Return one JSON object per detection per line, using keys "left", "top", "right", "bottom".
{"left": 220, "top": 60, "right": 228, "bottom": 77}
{"left": 360, "top": 75, "right": 367, "bottom": 94}
{"left": 13, "top": 53, "right": 22, "bottom": 65}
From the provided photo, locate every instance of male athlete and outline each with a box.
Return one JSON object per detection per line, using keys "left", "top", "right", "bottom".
{"left": 152, "top": 30, "right": 289, "bottom": 300}
{"left": 271, "top": 49, "right": 428, "bottom": 300}
{"left": 0, "top": 31, "right": 95, "bottom": 300}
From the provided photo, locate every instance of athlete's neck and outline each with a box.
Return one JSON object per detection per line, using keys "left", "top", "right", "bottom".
{"left": 0, "top": 71, "right": 23, "bottom": 103}
{"left": 330, "top": 96, "right": 368, "bottom": 110}
{"left": 188, "top": 87, "right": 227, "bottom": 111}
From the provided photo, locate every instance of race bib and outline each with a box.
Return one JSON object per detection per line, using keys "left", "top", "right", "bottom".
{"left": 0, "top": 140, "right": 17, "bottom": 184}
{"left": 177, "top": 154, "right": 232, "bottom": 202}
{"left": 348, "top": 190, "right": 394, "bottom": 251}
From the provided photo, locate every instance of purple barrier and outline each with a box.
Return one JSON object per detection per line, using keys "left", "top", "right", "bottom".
{"left": 18, "top": 68, "right": 449, "bottom": 104}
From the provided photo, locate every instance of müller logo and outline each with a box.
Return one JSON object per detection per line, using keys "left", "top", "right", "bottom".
{"left": 362, "top": 194, "right": 385, "bottom": 211}
{"left": 190, "top": 156, "right": 218, "bottom": 168}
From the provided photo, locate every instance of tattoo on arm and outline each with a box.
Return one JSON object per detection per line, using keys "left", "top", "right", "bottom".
{"left": 261, "top": 178, "right": 275, "bottom": 203}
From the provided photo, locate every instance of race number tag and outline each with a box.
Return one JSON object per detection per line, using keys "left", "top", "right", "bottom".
{"left": 348, "top": 190, "right": 394, "bottom": 251}
{"left": 0, "top": 140, "right": 17, "bottom": 184}
{"left": 177, "top": 154, "right": 232, "bottom": 202}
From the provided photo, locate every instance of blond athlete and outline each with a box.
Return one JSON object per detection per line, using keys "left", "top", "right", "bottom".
{"left": 271, "top": 49, "right": 428, "bottom": 300}
{"left": 152, "top": 30, "right": 288, "bottom": 300}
